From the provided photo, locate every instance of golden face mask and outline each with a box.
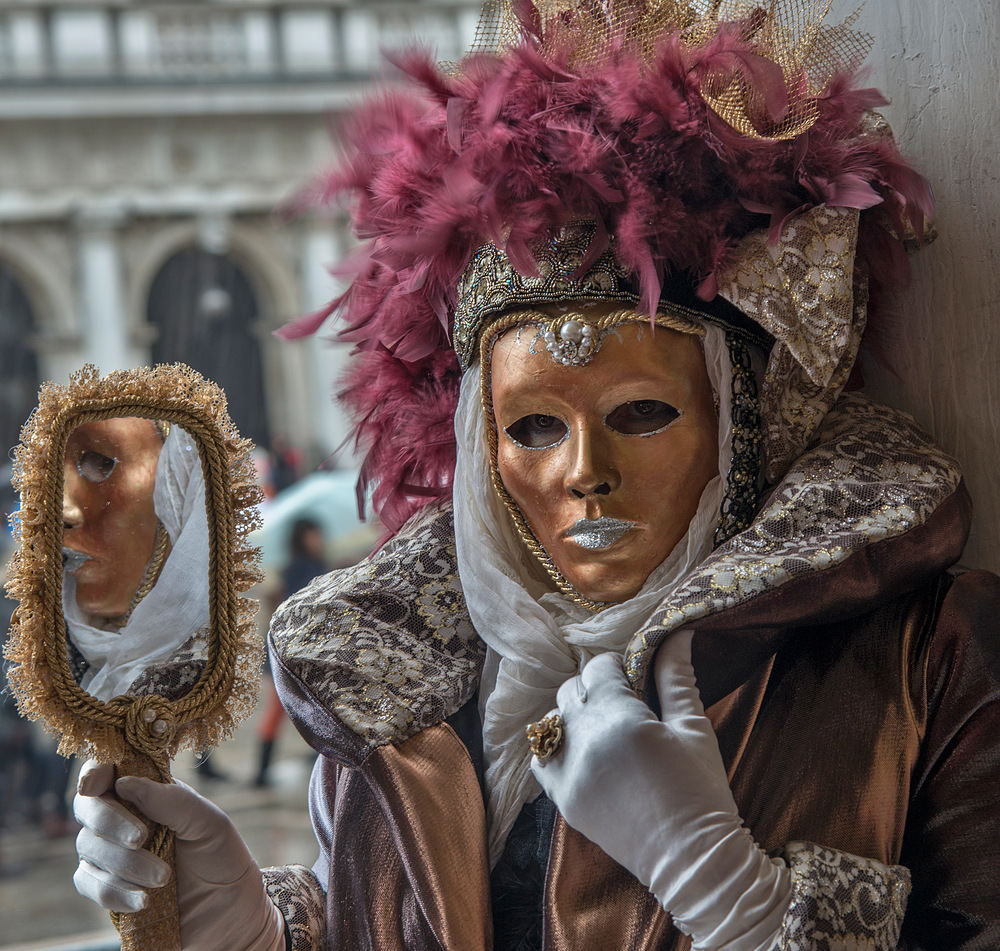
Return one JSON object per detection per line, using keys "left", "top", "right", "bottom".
{"left": 483, "top": 303, "right": 718, "bottom": 608}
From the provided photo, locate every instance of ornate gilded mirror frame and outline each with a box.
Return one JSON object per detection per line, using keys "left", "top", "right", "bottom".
{"left": 3, "top": 364, "right": 264, "bottom": 950}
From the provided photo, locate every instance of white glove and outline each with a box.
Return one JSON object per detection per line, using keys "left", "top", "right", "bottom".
{"left": 530, "top": 634, "right": 790, "bottom": 951}
{"left": 73, "top": 760, "right": 286, "bottom": 951}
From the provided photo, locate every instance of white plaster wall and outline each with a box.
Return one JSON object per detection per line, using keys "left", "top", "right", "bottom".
{"left": 830, "top": 0, "right": 1000, "bottom": 572}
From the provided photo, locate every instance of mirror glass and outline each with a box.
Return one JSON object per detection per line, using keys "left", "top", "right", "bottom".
{"left": 61, "top": 417, "right": 210, "bottom": 703}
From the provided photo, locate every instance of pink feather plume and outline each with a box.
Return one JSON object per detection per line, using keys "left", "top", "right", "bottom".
{"left": 289, "top": 23, "right": 933, "bottom": 534}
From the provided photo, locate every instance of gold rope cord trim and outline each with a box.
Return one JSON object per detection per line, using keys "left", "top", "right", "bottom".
{"left": 460, "top": 0, "right": 873, "bottom": 141}
{"left": 111, "top": 518, "right": 171, "bottom": 628}
{"left": 478, "top": 307, "right": 704, "bottom": 612}
{"left": 3, "top": 363, "right": 264, "bottom": 764}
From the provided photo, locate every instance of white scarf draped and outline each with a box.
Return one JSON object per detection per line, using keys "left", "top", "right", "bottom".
{"left": 453, "top": 323, "right": 733, "bottom": 865}
{"left": 65, "top": 424, "right": 211, "bottom": 702}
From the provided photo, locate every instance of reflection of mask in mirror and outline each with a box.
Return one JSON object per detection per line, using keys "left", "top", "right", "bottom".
{"left": 63, "top": 417, "right": 168, "bottom": 622}
{"left": 62, "top": 420, "right": 211, "bottom": 702}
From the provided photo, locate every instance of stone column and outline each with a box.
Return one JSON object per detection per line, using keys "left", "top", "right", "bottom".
{"left": 75, "top": 206, "right": 141, "bottom": 372}
{"left": 301, "top": 220, "right": 356, "bottom": 466}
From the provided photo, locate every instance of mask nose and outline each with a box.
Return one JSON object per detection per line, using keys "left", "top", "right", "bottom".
{"left": 570, "top": 482, "right": 611, "bottom": 499}
{"left": 564, "top": 428, "right": 619, "bottom": 499}
{"left": 63, "top": 498, "right": 83, "bottom": 532}
{"left": 63, "top": 470, "right": 84, "bottom": 531}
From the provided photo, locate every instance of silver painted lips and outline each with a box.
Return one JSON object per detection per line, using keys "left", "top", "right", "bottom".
{"left": 563, "top": 517, "right": 636, "bottom": 550}
{"left": 63, "top": 548, "right": 93, "bottom": 573}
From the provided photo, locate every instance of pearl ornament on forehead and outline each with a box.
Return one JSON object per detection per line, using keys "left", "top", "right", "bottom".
{"left": 502, "top": 306, "right": 707, "bottom": 378}
{"left": 542, "top": 318, "right": 598, "bottom": 366}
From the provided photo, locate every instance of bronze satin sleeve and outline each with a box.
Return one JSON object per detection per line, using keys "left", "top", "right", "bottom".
{"left": 315, "top": 721, "right": 491, "bottom": 951}
{"left": 898, "top": 569, "right": 1000, "bottom": 946}
{"left": 367, "top": 723, "right": 492, "bottom": 950}
{"left": 544, "top": 817, "right": 683, "bottom": 951}
{"left": 717, "top": 577, "right": 936, "bottom": 866}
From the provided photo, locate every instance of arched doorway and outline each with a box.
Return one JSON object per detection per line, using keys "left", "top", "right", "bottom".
{"left": 0, "top": 264, "right": 41, "bottom": 462}
{"left": 147, "top": 248, "right": 271, "bottom": 447}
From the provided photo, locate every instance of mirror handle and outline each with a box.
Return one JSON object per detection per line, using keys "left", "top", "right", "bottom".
{"left": 109, "top": 749, "right": 182, "bottom": 951}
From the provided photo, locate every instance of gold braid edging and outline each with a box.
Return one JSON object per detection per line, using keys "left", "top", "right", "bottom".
{"left": 713, "top": 331, "right": 762, "bottom": 546}
{"left": 110, "top": 518, "right": 171, "bottom": 627}
{"left": 777, "top": 842, "right": 910, "bottom": 950}
{"left": 262, "top": 865, "right": 327, "bottom": 951}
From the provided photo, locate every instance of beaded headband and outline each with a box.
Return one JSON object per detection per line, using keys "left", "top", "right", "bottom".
{"left": 484, "top": 305, "right": 704, "bottom": 369}
{"left": 455, "top": 223, "right": 639, "bottom": 370}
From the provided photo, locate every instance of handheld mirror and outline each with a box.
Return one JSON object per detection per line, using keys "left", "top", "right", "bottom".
{"left": 3, "top": 364, "right": 264, "bottom": 951}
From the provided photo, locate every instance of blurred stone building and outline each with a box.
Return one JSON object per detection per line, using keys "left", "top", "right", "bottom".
{"left": 0, "top": 0, "right": 479, "bottom": 464}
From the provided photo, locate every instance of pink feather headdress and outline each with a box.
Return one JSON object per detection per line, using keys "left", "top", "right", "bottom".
{"left": 283, "top": 1, "right": 933, "bottom": 534}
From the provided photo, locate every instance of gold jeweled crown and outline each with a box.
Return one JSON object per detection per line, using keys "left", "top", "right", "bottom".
{"left": 453, "top": 222, "right": 641, "bottom": 370}
{"left": 453, "top": 220, "right": 776, "bottom": 372}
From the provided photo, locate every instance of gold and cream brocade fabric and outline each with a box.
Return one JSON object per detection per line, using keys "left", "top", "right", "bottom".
{"left": 126, "top": 627, "right": 210, "bottom": 700}
{"left": 271, "top": 506, "right": 484, "bottom": 747}
{"left": 716, "top": 204, "right": 866, "bottom": 483}
{"left": 778, "top": 843, "right": 910, "bottom": 950}
{"left": 262, "top": 865, "right": 327, "bottom": 951}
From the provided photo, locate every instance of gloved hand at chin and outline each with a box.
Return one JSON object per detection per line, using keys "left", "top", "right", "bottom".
{"left": 529, "top": 633, "right": 791, "bottom": 951}
{"left": 73, "top": 760, "right": 285, "bottom": 951}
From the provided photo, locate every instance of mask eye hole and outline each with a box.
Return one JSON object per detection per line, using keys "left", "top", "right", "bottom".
{"left": 505, "top": 414, "right": 569, "bottom": 449}
{"left": 76, "top": 449, "right": 118, "bottom": 483}
{"left": 604, "top": 400, "right": 679, "bottom": 436}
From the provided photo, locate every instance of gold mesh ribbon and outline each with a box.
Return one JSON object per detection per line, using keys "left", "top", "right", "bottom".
{"left": 468, "top": 0, "right": 700, "bottom": 68}
{"left": 694, "top": 1, "right": 873, "bottom": 140}
{"left": 463, "top": 0, "right": 873, "bottom": 140}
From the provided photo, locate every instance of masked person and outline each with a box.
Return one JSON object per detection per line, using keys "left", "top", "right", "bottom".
{"left": 71, "top": 2, "right": 1000, "bottom": 949}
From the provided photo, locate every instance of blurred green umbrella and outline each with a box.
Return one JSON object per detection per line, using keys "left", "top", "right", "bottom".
{"left": 251, "top": 470, "right": 379, "bottom": 571}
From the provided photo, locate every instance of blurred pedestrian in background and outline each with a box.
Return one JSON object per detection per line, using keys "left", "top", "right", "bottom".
{"left": 267, "top": 434, "right": 303, "bottom": 497}
{"left": 254, "top": 518, "right": 328, "bottom": 788}
{"left": 1, "top": 589, "right": 76, "bottom": 855}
